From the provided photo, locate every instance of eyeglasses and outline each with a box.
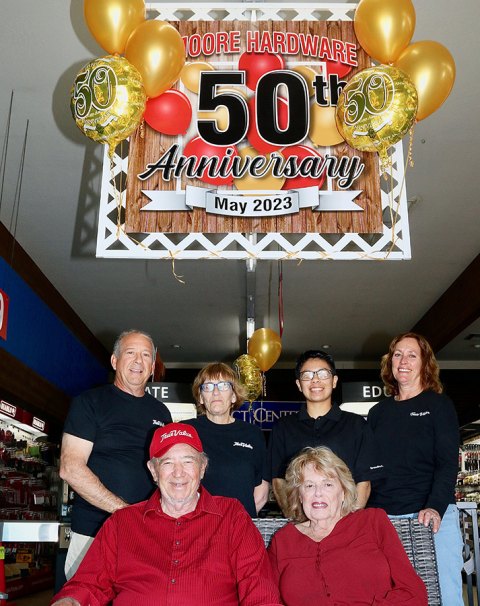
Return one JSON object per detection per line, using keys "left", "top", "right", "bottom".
{"left": 299, "top": 368, "right": 335, "bottom": 381}
{"left": 200, "top": 381, "right": 233, "bottom": 392}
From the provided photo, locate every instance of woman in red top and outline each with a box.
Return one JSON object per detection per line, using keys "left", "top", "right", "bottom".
{"left": 267, "top": 446, "right": 427, "bottom": 606}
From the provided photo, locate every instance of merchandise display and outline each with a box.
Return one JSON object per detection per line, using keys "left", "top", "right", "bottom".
{"left": 0, "top": 420, "right": 59, "bottom": 600}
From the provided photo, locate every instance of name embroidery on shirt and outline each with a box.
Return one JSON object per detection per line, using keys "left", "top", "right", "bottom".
{"left": 233, "top": 441, "right": 253, "bottom": 449}
{"left": 410, "top": 411, "right": 430, "bottom": 417}
{"left": 152, "top": 419, "right": 167, "bottom": 426}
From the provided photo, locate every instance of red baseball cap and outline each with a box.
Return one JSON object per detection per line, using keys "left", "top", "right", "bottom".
{"left": 149, "top": 423, "right": 203, "bottom": 459}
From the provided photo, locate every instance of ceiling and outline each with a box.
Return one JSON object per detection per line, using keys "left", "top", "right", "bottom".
{"left": 0, "top": 0, "right": 479, "bottom": 370}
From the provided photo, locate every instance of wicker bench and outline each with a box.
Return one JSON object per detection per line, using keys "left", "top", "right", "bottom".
{"left": 253, "top": 516, "right": 442, "bottom": 606}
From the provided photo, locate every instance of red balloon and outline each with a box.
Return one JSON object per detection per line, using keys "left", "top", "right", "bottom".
{"left": 281, "top": 145, "right": 326, "bottom": 191}
{"left": 325, "top": 59, "right": 352, "bottom": 79}
{"left": 144, "top": 89, "right": 192, "bottom": 136}
{"left": 246, "top": 95, "right": 289, "bottom": 154}
{"left": 238, "top": 52, "right": 285, "bottom": 91}
{"left": 183, "top": 136, "right": 238, "bottom": 186}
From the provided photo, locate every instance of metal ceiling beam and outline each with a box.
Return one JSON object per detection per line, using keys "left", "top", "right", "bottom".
{"left": 411, "top": 253, "right": 480, "bottom": 353}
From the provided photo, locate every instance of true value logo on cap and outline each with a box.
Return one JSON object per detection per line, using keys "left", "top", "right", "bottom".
{"left": 160, "top": 429, "right": 193, "bottom": 442}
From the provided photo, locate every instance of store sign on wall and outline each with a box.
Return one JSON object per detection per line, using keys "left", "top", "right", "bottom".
{"left": 234, "top": 401, "right": 301, "bottom": 430}
{"left": 0, "top": 288, "right": 9, "bottom": 341}
{"left": 125, "top": 19, "right": 382, "bottom": 236}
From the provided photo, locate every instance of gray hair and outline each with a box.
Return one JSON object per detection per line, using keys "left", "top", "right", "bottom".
{"left": 112, "top": 330, "right": 156, "bottom": 359}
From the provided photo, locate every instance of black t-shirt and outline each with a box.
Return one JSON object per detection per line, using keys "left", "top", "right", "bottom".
{"left": 63, "top": 384, "right": 172, "bottom": 536}
{"left": 268, "top": 403, "right": 384, "bottom": 483}
{"left": 367, "top": 390, "right": 459, "bottom": 517}
{"left": 183, "top": 416, "right": 267, "bottom": 517}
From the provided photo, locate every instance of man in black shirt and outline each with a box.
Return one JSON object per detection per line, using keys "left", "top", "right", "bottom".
{"left": 60, "top": 329, "right": 172, "bottom": 578}
{"left": 268, "top": 350, "right": 383, "bottom": 514}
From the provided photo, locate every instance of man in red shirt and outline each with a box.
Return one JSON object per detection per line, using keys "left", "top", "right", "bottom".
{"left": 51, "top": 423, "right": 282, "bottom": 606}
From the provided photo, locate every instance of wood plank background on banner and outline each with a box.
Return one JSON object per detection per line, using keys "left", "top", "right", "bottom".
{"left": 125, "top": 20, "right": 382, "bottom": 235}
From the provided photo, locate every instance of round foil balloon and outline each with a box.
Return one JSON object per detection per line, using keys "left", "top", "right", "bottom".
{"left": 234, "top": 354, "right": 263, "bottom": 403}
{"left": 248, "top": 328, "right": 282, "bottom": 372}
{"left": 335, "top": 65, "right": 418, "bottom": 163}
{"left": 70, "top": 55, "right": 146, "bottom": 157}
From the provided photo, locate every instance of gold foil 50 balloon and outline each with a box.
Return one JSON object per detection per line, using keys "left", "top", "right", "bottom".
{"left": 354, "top": 0, "right": 416, "bottom": 64}
{"left": 335, "top": 65, "right": 417, "bottom": 165}
{"left": 234, "top": 354, "right": 263, "bottom": 403}
{"left": 394, "top": 41, "right": 456, "bottom": 121}
{"left": 248, "top": 328, "right": 282, "bottom": 372}
{"left": 125, "top": 20, "right": 185, "bottom": 98}
{"left": 84, "top": 0, "right": 145, "bottom": 55}
{"left": 71, "top": 55, "right": 146, "bottom": 157}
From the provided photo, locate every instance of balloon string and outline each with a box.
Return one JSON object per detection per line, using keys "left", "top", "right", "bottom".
{"left": 262, "top": 372, "right": 266, "bottom": 398}
{"left": 278, "top": 260, "right": 284, "bottom": 338}
{"left": 168, "top": 251, "right": 186, "bottom": 284}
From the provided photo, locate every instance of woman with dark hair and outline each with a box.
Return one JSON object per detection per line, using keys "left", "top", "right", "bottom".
{"left": 184, "top": 362, "right": 268, "bottom": 516}
{"left": 268, "top": 446, "right": 427, "bottom": 605}
{"left": 368, "top": 332, "right": 463, "bottom": 605}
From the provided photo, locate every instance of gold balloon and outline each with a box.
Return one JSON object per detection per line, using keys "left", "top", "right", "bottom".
{"left": 234, "top": 354, "right": 263, "bottom": 403}
{"left": 394, "top": 41, "right": 456, "bottom": 121}
{"left": 84, "top": 0, "right": 145, "bottom": 55}
{"left": 309, "top": 104, "right": 345, "bottom": 147}
{"left": 125, "top": 20, "right": 185, "bottom": 98}
{"left": 71, "top": 55, "right": 146, "bottom": 157}
{"left": 335, "top": 65, "right": 417, "bottom": 163}
{"left": 354, "top": 0, "right": 416, "bottom": 64}
{"left": 234, "top": 147, "right": 285, "bottom": 192}
{"left": 181, "top": 62, "right": 215, "bottom": 94}
{"left": 248, "top": 328, "right": 282, "bottom": 372}
{"left": 293, "top": 66, "right": 317, "bottom": 97}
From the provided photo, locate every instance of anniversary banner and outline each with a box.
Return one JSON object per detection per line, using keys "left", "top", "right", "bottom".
{"left": 96, "top": 3, "right": 411, "bottom": 260}
{"left": 125, "top": 18, "right": 382, "bottom": 235}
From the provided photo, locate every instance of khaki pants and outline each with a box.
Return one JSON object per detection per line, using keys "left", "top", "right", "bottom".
{"left": 64, "top": 531, "right": 95, "bottom": 580}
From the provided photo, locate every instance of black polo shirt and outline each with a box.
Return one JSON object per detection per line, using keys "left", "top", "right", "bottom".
{"left": 267, "top": 403, "right": 384, "bottom": 483}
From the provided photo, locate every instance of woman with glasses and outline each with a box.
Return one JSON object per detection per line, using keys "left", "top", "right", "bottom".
{"left": 367, "top": 333, "right": 463, "bottom": 605}
{"left": 268, "top": 446, "right": 427, "bottom": 606}
{"left": 184, "top": 362, "right": 269, "bottom": 516}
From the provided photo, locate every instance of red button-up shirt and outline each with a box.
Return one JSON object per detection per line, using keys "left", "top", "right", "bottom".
{"left": 51, "top": 488, "right": 282, "bottom": 606}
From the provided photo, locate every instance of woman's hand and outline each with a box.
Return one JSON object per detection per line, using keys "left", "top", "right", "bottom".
{"left": 418, "top": 508, "right": 441, "bottom": 533}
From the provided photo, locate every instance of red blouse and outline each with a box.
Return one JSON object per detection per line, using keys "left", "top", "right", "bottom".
{"left": 268, "top": 508, "right": 428, "bottom": 605}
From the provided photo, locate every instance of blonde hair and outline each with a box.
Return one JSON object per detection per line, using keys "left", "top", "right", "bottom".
{"left": 285, "top": 446, "right": 358, "bottom": 522}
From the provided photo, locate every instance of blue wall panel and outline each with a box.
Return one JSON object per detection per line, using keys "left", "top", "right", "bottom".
{"left": 0, "top": 258, "right": 108, "bottom": 396}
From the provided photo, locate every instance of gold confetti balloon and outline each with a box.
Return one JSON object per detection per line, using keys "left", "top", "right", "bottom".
{"left": 70, "top": 55, "right": 146, "bottom": 157}
{"left": 234, "top": 354, "right": 263, "bottom": 404}
{"left": 335, "top": 65, "right": 418, "bottom": 163}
